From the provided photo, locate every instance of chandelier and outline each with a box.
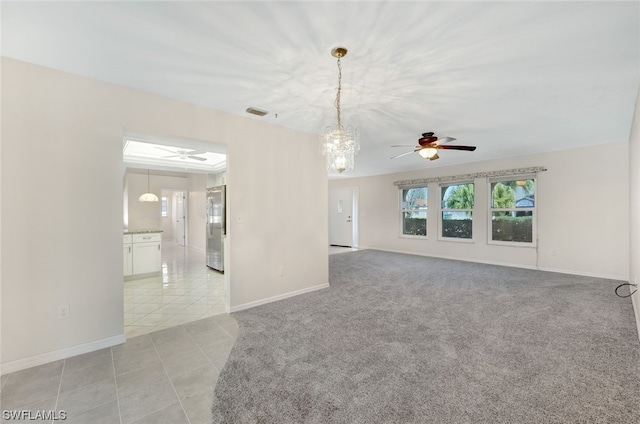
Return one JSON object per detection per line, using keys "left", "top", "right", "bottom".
{"left": 320, "top": 47, "right": 360, "bottom": 174}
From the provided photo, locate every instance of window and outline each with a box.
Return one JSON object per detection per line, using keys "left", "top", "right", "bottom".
{"left": 441, "top": 183, "right": 474, "bottom": 239}
{"left": 161, "top": 197, "right": 168, "bottom": 217}
{"left": 490, "top": 178, "right": 535, "bottom": 244}
{"left": 401, "top": 187, "right": 428, "bottom": 236}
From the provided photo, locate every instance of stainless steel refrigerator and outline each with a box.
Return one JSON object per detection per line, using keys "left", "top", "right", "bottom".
{"left": 206, "top": 185, "right": 225, "bottom": 272}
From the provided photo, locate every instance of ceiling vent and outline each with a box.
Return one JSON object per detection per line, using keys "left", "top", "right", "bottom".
{"left": 246, "top": 107, "right": 268, "bottom": 116}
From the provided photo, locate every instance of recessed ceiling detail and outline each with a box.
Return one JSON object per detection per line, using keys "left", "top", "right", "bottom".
{"left": 123, "top": 140, "right": 226, "bottom": 173}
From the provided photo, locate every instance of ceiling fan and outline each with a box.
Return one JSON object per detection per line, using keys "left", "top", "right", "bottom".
{"left": 390, "top": 132, "right": 476, "bottom": 161}
{"left": 154, "top": 146, "right": 207, "bottom": 161}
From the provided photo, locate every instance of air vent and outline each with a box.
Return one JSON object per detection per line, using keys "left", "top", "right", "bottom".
{"left": 246, "top": 107, "right": 268, "bottom": 116}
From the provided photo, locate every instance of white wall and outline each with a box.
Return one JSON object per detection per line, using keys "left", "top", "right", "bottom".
{"left": 628, "top": 88, "right": 640, "bottom": 339}
{"left": 330, "top": 142, "right": 629, "bottom": 280}
{"left": 1, "top": 58, "right": 328, "bottom": 370}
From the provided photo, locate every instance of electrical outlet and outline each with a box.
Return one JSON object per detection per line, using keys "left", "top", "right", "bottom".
{"left": 279, "top": 266, "right": 285, "bottom": 276}
{"left": 58, "top": 305, "right": 70, "bottom": 320}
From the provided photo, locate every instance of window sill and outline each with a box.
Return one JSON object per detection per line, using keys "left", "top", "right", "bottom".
{"left": 437, "top": 237, "right": 474, "bottom": 243}
{"left": 488, "top": 240, "right": 537, "bottom": 248}
{"left": 399, "top": 235, "right": 428, "bottom": 240}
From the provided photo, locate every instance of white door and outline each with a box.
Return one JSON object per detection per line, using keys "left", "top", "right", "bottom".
{"left": 175, "top": 192, "right": 186, "bottom": 246}
{"left": 329, "top": 187, "right": 356, "bottom": 247}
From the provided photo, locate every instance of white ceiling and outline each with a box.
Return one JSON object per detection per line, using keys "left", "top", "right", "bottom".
{"left": 2, "top": 1, "right": 638, "bottom": 178}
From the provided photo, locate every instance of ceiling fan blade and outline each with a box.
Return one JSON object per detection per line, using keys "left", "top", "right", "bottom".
{"left": 390, "top": 150, "right": 418, "bottom": 160}
{"left": 154, "top": 146, "right": 178, "bottom": 154}
{"left": 435, "top": 137, "right": 456, "bottom": 145}
{"left": 162, "top": 154, "right": 180, "bottom": 158}
{"left": 390, "top": 145, "right": 419, "bottom": 148}
{"left": 187, "top": 155, "right": 207, "bottom": 161}
{"left": 186, "top": 150, "right": 206, "bottom": 155}
{"left": 437, "top": 145, "right": 477, "bottom": 151}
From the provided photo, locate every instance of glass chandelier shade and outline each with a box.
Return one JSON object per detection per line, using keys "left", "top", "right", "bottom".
{"left": 320, "top": 47, "right": 360, "bottom": 174}
{"left": 418, "top": 147, "right": 438, "bottom": 159}
{"left": 139, "top": 192, "right": 159, "bottom": 202}
{"left": 320, "top": 123, "right": 360, "bottom": 174}
{"left": 139, "top": 169, "right": 159, "bottom": 202}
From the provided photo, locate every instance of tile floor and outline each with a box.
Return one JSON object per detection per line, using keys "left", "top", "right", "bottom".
{"left": 0, "top": 244, "right": 344, "bottom": 423}
{"left": 124, "top": 242, "right": 228, "bottom": 338}
{"left": 0, "top": 315, "right": 238, "bottom": 424}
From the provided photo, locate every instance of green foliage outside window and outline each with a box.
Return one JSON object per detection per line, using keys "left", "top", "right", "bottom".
{"left": 490, "top": 179, "right": 535, "bottom": 243}
{"left": 441, "top": 184, "right": 474, "bottom": 239}
{"left": 443, "top": 184, "right": 474, "bottom": 209}
{"left": 492, "top": 183, "right": 515, "bottom": 209}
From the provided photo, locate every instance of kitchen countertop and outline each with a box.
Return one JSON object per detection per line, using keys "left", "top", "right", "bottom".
{"left": 124, "top": 229, "right": 163, "bottom": 235}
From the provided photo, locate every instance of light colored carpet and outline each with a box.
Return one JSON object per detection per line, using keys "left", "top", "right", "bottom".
{"left": 212, "top": 250, "right": 640, "bottom": 423}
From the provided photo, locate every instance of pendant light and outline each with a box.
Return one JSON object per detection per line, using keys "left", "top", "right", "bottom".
{"left": 139, "top": 169, "right": 159, "bottom": 202}
{"left": 320, "top": 47, "right": 360, "bottom": 174}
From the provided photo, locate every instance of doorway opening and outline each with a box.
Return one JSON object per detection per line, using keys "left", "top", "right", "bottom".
{"left": 161, "top": 190, "right": 188, "bottom": 247}
{"left": 122, "top": 133, "right": 229, "bottom": 338}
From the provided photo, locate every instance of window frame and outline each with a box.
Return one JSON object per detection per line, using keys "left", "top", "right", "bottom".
{"left": 161, "top": 196, "right": 168, "bottom": 218}
{"left": 439, "top": 181, "right": 474, "bottom": 242}
{"left": 399, "top": 185, "right": 428, "bottom": 238}
{"left": 487, "top": 176, "right": 537, "bottom": 247}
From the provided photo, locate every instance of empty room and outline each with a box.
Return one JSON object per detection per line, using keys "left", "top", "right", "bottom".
{"left": 1, "top": 1, "right": 639, "bottom": 423}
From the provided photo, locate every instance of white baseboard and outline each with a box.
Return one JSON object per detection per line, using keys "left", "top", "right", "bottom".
{"left": 536, "top": 266, "right": 626, "bottom": 281}
{"left": 1, "top": 334, "right": 126, "bottom": 376}
{"left": 369, "top": 247, "right": 627, "bottom": 281}
{"left": 632, "top": 291, "right": 640, "bottom": 342}
{"left": 372, "top": 247, "right": 542, "bottom": 270}
{"left": 230, "top": 283, "right": 330, "bottom": 313}
{"left": 124, "top": 271, "right": 161, "bottom": 281}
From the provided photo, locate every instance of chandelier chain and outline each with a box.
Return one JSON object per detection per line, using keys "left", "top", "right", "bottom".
{"left": 334, "top": 55, "right": 342, "bottom": 129}
{"left": 320, "top": 46, "right": 359, "bottom": 174}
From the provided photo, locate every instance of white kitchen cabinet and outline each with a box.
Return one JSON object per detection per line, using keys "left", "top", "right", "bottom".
{"left": 123, "top": 234, "right": 133, "bottom": 276}
{"left": 124, "top": 232, "right": 162, "bottom": 278}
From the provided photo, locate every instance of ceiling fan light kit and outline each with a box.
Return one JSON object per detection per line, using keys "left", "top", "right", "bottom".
{"left": 390, "top": 132, "right": 476, "bottom": 162}
{"left": 320, "top": 46, "right": 360, "bottom": 174}
{"left": 418, "top": 147, "right": 439, "bottom": 159}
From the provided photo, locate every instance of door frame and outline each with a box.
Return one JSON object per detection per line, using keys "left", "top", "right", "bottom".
{"left": 329, "top": 187, "right": 359, "bottom": 248}
{"left": 173, "top": 190, "right": 188, "bottom": 246}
